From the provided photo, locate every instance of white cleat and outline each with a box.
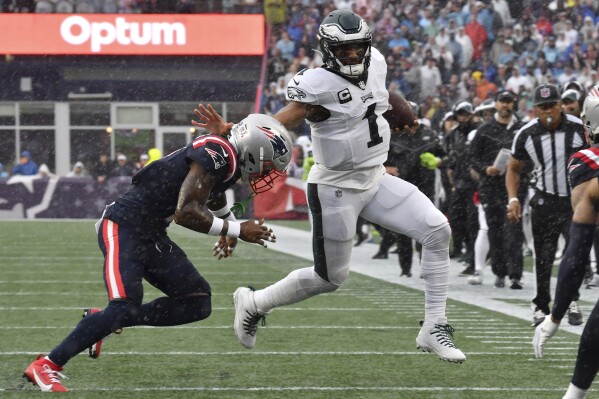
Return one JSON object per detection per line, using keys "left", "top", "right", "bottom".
{"left": 233, "top": 287, "right": 267, "bottom": 349}
{"left": 467, "top": 273, "right": 483, "bottom": 285}
{"left": 416, "top": 318, "right": 466, "bottom": 363}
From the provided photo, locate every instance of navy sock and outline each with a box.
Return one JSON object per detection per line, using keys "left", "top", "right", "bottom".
{"left": 552, "top": 222, "right": 596, "bottom": 320}
{"left": 49, "top": 301, "right": 135, "bottom": 366}
{"left": 48, "top": 296, "right": 211, "bottom": 367}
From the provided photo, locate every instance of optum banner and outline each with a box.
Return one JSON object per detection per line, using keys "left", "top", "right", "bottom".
{"left": 0, "top": 14, "right": 265, "bottom": 55}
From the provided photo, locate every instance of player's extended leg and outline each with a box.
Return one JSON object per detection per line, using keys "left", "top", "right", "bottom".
{"left": 551, "top": 222, "right": 595, "bottom": 321}
{"left": 126, "top": 238, "right": 212, "bottom": 327}
{"left": 563, "top": 302, "right": 599, "bottom": 398}
{"left": 361, "top": 174, "right": 465, "bottom": 363}
{"left": 234, "top": 182, "right": 364, "bottom": 348}
{"left": 23, "top": 220, "right": 146, "bottom": 391}
{"left": 49, "top": 221, "right": 150, "bottom": 364}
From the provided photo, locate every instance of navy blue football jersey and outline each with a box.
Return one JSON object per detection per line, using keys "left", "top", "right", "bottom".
{"left": 104, "top": 134, "right": 240, "bottom": 232}
{"left": 568, "top": 147, "right": 599, "bottom": 189}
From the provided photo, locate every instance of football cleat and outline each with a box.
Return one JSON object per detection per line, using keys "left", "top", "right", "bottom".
{"left": 233, "top": 287, "right": 268, "bottom": 349}
{"left": 532, "top": 307, "right": 548, "bottom": 327}
{"left": 416, "top": 318, "right": 466, "bottom": 363}
{"left": 23, "top": 354, "right": 68, "bottom": 392}
{"left": 82, "top": 308, "right": 122, "bottom": 358}
{"left": 532, "top": 315, "right": 559, "bottom": 358}
{"left": 567, "top": 301, "right": 583, "bottom": 326}
{"left": 510, "top": 279, "right": 523, "bottom": 290}
{"left": 494, "top": 276, "right": 505, "bottom": 288}
{"left": 467, "top": 272, "right": 483, "bottom": 285}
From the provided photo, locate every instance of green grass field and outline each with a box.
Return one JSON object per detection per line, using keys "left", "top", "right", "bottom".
{"left": 0, "top": 220, "right": 593, "bottom": 398}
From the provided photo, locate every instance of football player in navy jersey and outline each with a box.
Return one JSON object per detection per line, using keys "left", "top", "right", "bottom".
{"left": 23, "top": 113, "right": 293, "bottom": 392}
{"left": 533, "top": 93, "right": 599, "bottom": 399}
{"left": 200, "top": 10, "right": 465, "bottom": 364}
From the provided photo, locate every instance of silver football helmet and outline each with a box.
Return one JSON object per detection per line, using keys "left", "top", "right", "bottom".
{"left": 228, "top": 114, "right": 293, "bottom": 193}
{"left": 581, "top": 94, "right": 599, "bottom": 145}
{"left": 317, "top": 9, "right": 372, "bottom": 78}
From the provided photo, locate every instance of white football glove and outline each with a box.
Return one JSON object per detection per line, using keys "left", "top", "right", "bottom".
{"left": 532, "top": 315, "right": 560, "bottom": 359}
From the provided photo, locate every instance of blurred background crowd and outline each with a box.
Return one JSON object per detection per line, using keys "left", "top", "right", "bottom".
{"left": 259, "top": 0, "right": 599, "bottom": 130}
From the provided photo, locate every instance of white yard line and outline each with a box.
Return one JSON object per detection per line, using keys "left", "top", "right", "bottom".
{"left": 0, "top": 386, "right": 573, "bottom": 392}
{"left": 0, "top": 350, "right": 569, "bottom": 356}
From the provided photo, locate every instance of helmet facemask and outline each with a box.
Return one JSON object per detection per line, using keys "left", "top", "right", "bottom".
{"left": 245, "top": 149, "right": 285, "bottom": 194}
{"left": 324, "top": 39, "right": 371, "bottom": 77}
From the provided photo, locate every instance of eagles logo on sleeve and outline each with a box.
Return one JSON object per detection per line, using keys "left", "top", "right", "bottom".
{"left": 257, "top": 126, "right": 290, "bottom": 159}
{"left": 287, "top": 86, "right": 307, "bottom": 100}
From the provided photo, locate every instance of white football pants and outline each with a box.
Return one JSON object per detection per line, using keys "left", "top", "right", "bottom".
{"left": 253, "top": 174, "right": 451, "bottom": 323}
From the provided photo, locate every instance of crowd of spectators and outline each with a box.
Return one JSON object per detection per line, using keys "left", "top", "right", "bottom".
{"left": 260, "top": 0, "right": 599, "bottom": 131}
{"left": 4, "top": 150, "right": 153, "bottom": 180}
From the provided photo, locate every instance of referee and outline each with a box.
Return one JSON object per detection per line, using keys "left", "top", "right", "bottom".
{"left": 506, "top": 83, "right": 587, "bottom": 327}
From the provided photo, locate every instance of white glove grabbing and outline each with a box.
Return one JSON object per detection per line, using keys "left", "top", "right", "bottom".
{"left": 532, "top": 315, "right": 560, "bottom": 358}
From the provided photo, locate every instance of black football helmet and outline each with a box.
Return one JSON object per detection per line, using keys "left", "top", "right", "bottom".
{"left": 317, "top": 9, "right": 372, "bottom": 78}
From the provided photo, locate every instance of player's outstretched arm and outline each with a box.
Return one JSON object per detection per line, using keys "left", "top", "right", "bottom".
{"left": 175, "top": 162, "right": 277, "bottom": 249}
{"left": 192, "top": 103, "right": 234, "bottom": 136}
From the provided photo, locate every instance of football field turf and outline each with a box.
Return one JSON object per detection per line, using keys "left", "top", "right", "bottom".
{"left": 0, "top": 220, "right": 595, "bottom": 398}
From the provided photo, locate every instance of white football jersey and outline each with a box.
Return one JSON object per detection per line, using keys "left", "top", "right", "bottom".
{"left": 286, "top": 47, "right": 390, "bottom": 188}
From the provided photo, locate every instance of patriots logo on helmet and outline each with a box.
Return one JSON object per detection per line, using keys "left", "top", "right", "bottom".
{"left": 205, "top": 148, "right": 227, "bottom": 169}
{"left": 257, "top": 126, "right": 290, "bottom": 159}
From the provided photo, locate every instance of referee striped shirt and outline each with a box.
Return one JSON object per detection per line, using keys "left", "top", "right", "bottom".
{"left": 511, "top": 114, "right": 587, "bottom": 197}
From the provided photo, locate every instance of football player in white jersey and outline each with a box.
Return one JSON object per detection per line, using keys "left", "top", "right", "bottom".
{"left": 195, "top": 9, "right": 465, "bottom": 363}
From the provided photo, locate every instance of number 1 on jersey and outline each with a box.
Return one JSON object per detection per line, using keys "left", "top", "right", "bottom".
{"left": 364, "top": 103, "right": 383, "bottom": 148}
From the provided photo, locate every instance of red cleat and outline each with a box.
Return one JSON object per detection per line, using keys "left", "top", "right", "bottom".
{"left": 23, "top": 354, "right": 68, "bottom": 392}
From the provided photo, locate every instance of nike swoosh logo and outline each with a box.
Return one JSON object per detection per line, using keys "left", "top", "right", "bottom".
{"left": 293, "top": 79, "right": 300, "bottom": 85}
{"left": 33, "top": 369, "right": 54, "bottom": 392}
